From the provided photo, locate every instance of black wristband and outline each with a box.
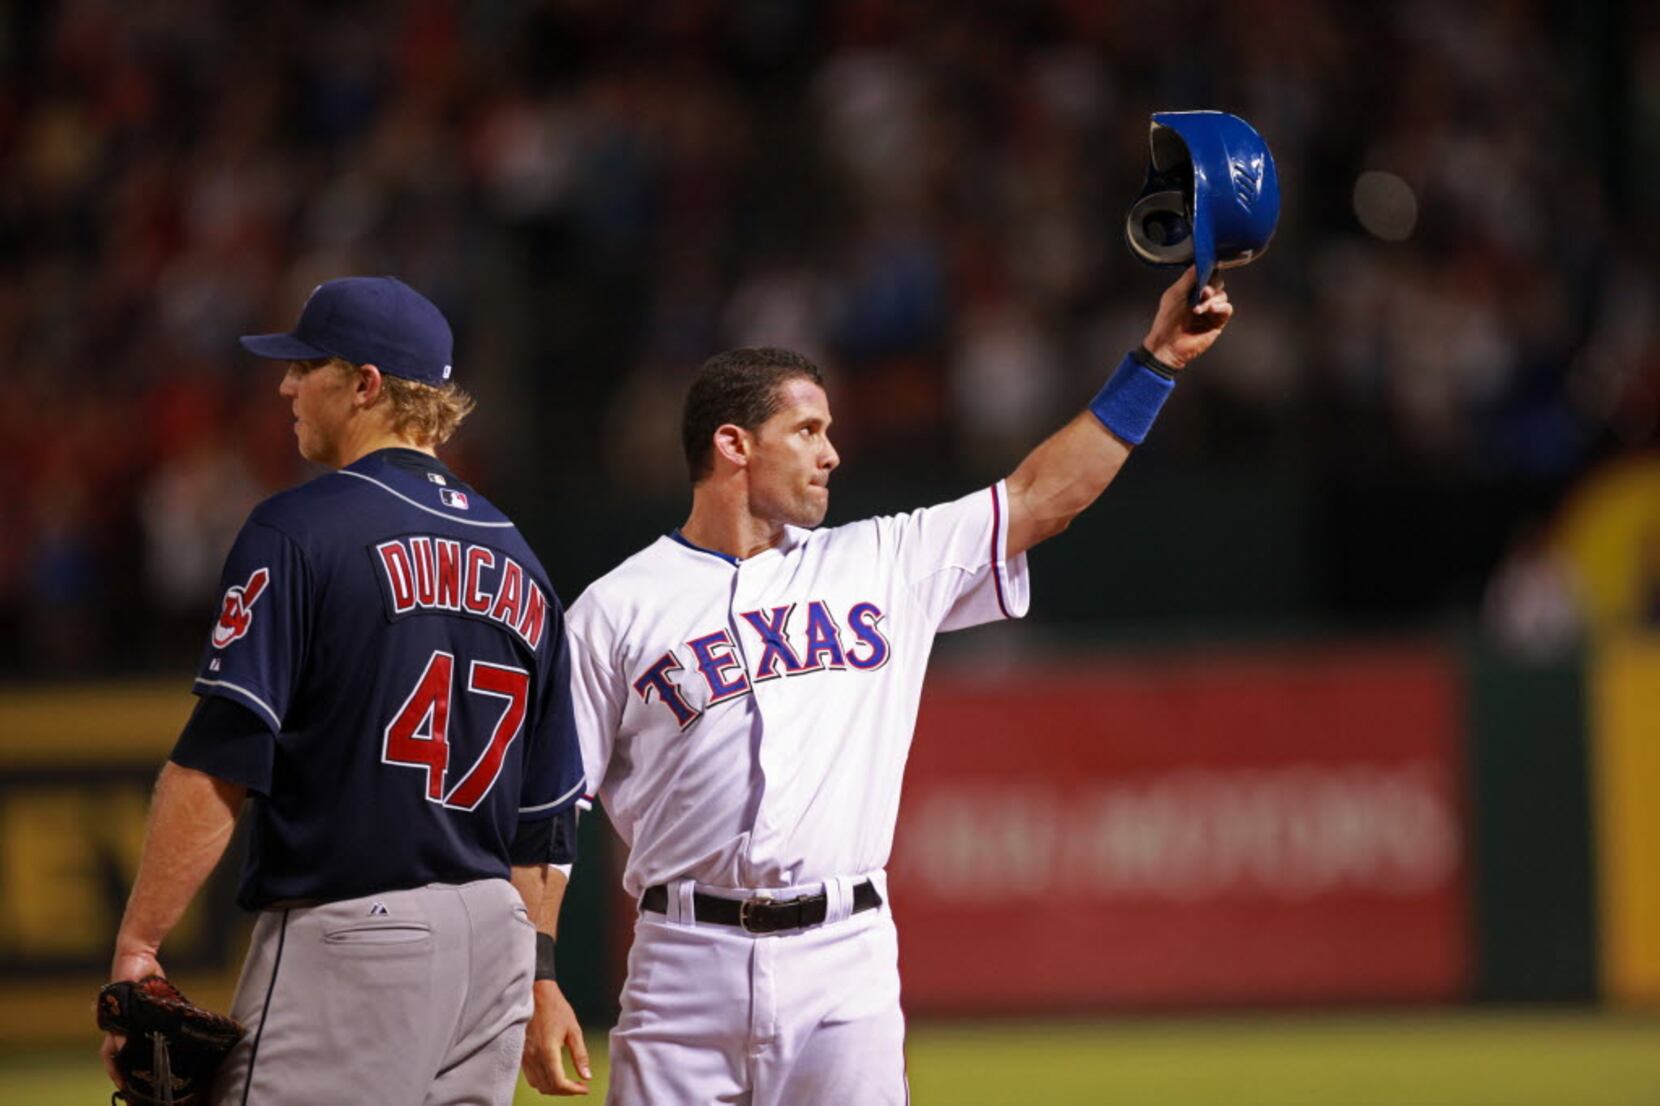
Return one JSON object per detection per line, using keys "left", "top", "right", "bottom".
{"left": 1130, "top": 344, "right": 1179, "bottom": 379}
{"left": 535, "top": 931, "right": 557, "bottom": 981}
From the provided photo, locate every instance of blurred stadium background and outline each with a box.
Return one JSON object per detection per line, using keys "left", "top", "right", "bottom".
{"left": 2, "top": 0, "right": 1659, "bottom": 1101}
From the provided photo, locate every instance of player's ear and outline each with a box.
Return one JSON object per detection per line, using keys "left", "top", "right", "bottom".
{"left": 354, "top": 363, "right": 386, "bottom": 408}
{"left": 712, "top": 424, "right": 750, "bottom": 469}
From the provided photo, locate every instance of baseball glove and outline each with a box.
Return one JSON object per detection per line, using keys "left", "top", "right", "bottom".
{"left": 96, "top": 975, "right": 245, "bottom": 1106}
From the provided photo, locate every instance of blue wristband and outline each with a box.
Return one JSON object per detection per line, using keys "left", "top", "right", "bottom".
{"left": 1088, "top": 349, "right": 1177, "bottom": 445}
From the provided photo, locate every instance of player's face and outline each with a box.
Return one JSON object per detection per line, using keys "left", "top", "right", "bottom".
{"left": 748, "top": 378, "right": 839, "bottom": 528}
{"left": 278, "top": 359, "right": 357, "bottom": 467}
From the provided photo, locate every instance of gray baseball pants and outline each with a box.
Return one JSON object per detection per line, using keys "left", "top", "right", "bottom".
{"left": 211, "top": 878, "right": 534, "bottom": 1106}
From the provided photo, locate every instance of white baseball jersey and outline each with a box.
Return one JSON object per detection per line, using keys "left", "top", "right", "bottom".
{"left": 567, "top": 481, "right": 1030, "bottom": 897}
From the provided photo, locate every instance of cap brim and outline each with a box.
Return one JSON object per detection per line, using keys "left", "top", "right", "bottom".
{"left": 238, "top": 332, "right": 333, "bottom": 361}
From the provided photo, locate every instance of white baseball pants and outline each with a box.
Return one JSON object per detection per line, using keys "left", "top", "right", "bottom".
{"left": 607, "top": 875, "right": 908, "bottom": 1105}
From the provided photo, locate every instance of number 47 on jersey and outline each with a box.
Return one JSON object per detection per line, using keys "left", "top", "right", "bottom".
{"left": 383, "top": 650, "right": 529, "bottom": 810}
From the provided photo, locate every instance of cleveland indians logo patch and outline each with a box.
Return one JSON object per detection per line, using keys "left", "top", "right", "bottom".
{"left": 212, "top": 568, "right": 270, "bottom": 648}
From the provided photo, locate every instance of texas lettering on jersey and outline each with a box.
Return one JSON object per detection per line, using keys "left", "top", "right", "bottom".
{"left": 212, "top": 567, "right": 270, "bottom": 648}
{"left": 373, "top": 535, "right": 549, "bottom": 650}
{"left": 633, "top": 599, "right": 890, "bottom": 729}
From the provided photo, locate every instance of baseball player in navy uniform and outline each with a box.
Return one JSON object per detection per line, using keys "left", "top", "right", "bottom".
{"left": 563, "top": 267, "right": 1233, "bottom": 1104}
{"left": 100, "top": 277, "right": 589, "bottom": 1105}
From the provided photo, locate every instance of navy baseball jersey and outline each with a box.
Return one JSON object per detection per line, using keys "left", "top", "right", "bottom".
{"left": 174, "top": 448, "right": 584, "bottom": 909}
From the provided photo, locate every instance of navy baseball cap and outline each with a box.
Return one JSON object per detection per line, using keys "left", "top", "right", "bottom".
{"left": 239, "top": 276, "right": 455, "bottom": 385}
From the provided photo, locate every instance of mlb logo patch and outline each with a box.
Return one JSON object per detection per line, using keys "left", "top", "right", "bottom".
{"left": 440, "top": 488, "right": 469, "bottom": 510}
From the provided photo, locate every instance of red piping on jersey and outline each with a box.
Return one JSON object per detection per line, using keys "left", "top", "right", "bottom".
{"left": 990, "top": 485, "right": 1014, "bottom": 620}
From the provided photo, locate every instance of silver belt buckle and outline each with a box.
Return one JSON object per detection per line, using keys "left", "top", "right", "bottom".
{"left": 739, "top": 896, "right": 771, "bottom": 933}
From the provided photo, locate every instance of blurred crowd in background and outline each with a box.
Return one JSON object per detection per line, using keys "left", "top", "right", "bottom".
{"left": 1, "top": 0, "right": 1656, "bottom": 676}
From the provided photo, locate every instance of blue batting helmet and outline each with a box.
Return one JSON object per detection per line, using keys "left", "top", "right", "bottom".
{"left": 1125, "top": 111, "right": 1280, "bottom": 304}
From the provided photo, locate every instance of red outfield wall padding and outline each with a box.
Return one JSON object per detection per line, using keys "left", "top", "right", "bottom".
{"left": 891, "top": 645, "right": 1471, "bottom": 1012}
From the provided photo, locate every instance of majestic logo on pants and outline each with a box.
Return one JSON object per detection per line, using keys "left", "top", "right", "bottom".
{"left": 212, "top": 568, "right": 270, "bottom": 648}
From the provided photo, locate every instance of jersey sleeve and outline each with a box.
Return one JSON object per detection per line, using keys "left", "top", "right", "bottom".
{"left": 884, "top": 480, "right": 1031, "bottom": 632}
{"left": 566, "top": 595, "right": 625, "bottom": 802}
{"left": 169, "top": 695, "right": 276, "bottom": 794}
{"left": 517, "top": 608, "right": 586, "bottom": 823}
{"left": 191, "top": 520, "right": 309, "bottom": 731}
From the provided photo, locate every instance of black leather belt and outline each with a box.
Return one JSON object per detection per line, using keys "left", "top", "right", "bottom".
{"left": 640, "top": 880, "right": 882, "bottom": 934}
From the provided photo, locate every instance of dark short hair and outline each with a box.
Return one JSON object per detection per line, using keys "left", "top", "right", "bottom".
{"left": 682, "top": 348, "right": 825, "bottom": 482}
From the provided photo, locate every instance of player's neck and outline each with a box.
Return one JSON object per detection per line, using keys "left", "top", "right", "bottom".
{"left": 331, "top": 422, "right": 435, "bottom": 469}
{"left": 681, "top": 487, "right": 784, "bottom": 561}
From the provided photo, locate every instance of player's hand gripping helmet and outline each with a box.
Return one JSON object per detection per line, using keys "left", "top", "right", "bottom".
{"left": 1125, "top": 111, "right": 1280, "bottom": 305}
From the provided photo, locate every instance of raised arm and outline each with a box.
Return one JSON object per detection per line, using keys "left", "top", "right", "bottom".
{"left": 1004, "top": 267, "right": 1233, "bottom": 558}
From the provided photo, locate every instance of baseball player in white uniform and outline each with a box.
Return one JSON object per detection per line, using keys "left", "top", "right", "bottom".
{"left": 556, "top": 268, "right": 1232, "bottom": 1103}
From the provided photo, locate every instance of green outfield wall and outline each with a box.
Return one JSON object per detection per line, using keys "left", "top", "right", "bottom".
{"left": 1465, "top": 644, "right": 1597, "bottom": 1001}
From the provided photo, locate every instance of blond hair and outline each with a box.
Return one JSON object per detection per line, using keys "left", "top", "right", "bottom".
{"left": 379, "top": 373, "right": 477, "bottom": 448}
{"left": 302, "top": 358, "right": 476, "bottom": 448}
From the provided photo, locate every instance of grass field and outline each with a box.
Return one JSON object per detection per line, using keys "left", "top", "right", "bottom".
{"left": 11, "top": 1011, "right": 1659, "bottom": 1105}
